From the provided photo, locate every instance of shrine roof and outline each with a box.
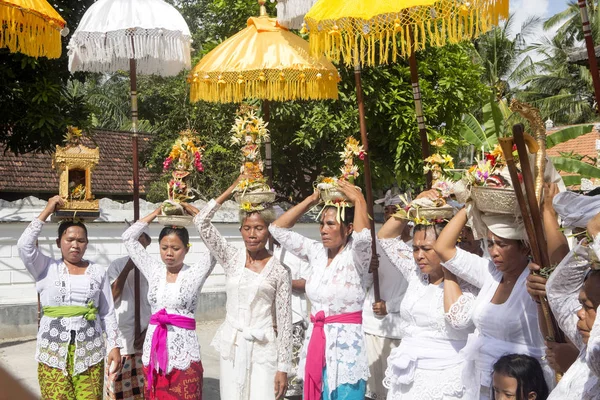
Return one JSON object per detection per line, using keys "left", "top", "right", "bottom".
{"left": 0, "top": 130, "right": 160, "bottom": 196}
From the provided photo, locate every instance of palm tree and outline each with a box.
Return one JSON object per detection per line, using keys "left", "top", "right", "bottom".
{"left": 544, "top": 0, "right": 600, "bottom": 45}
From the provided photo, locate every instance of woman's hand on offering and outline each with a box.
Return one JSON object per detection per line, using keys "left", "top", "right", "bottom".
{"left": 337, "top": 179, "right": 365, "bottom": 204}
{"left": 415, "top": 189, "right": 440, "bottom": 202}
{"left": 46, "top": 195, "right": 65, "bottom": 212}
{"left": 526, "top": 262, "right": 547, "bottom": 300}
{"left": 181, "top": 202, "right": 200, "bottom": 217}
{"left": 307, "top": 188, "right": 320, "bottom": 206}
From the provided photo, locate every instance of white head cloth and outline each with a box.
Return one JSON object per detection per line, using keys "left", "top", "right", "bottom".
{"left": 481, "top": 214, "right": 526, "bottom": 241}
{"left": 553, "top": 191, "right": 600, "bottom": 228}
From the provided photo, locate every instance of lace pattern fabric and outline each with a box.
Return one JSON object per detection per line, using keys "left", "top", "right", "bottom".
{"left": 546, "top": 236, "right": 600, "bottom": 399}
{"left": 269, "top": 224, "right": 372, "bottom": 394}
{"left": 378, "top": 238, "right": 476, "bottom": 399}
{"left": 122, "top": 221, "right": 216, "bottom": 373}
{"left": 196, "top": 200, "right": 293, "bottom": 374}
{"left": 18, "top": 219, "right": 122, "bottom": 375}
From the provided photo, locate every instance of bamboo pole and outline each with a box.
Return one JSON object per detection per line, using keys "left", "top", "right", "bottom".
{"left": 130, "top": 50, "right": 141, "bottom": 346}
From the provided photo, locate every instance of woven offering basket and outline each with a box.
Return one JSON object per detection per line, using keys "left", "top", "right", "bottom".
{"left": 471, "top": 186, "right": 519, "bottom": 215}
{"left": 234, "top": 191, "right": 276, "bottom": 204}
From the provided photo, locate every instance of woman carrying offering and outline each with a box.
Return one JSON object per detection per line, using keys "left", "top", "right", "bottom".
{"left": 122, "top": 207, "right": 216, "bottom": 399}
{"left": 188, "top": 175, "right": 292, "bottom": 400}
{"left": 269, "top": 179, "right": 372, "bottom": 400}
{"left": 434, "top": 208, "right": 553, "bottom": 399}
{"left": 378, "top": 189, "right": 478, "bottom": 400}
{"left": 17, "top": 196, "right": 122, "bottom": 399}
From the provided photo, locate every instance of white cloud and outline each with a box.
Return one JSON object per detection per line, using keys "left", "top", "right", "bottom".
{"left": 507, "top": 0, "right": 559, "bottom": 63}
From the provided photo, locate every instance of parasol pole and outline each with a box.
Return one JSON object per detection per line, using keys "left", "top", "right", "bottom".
{"left": 354, "top": 63, "right": 381, "bottom": 302}
{"left": 408, "top": 26, "right": 432, "bottom": 188}
{"left": 578, "top": 0, "right": 600, "bottom": 113}
{"left": 130, "top": 40, "right": 141, "bottom": 345}
{"left": 262, "top": 100, "right": 273, "bottom": 186}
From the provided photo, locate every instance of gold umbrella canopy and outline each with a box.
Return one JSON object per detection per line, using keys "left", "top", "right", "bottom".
{"left": 188, "top": 15, "right": 339, "bottom": 103}
{"left": 0, "top": 0, "right": 67, "bottom": 58}
{"left": 304, "top": 0, "right": 509, "bottom": 66}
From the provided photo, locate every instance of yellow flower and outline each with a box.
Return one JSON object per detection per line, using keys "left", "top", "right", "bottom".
{"left": 430, "top": 137, "right": 446, "bottom": 147}
{"left": 240, "top": 202, "right": 253, "bottom": 211}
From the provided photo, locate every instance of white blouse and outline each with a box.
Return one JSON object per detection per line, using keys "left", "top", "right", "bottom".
{"left": 547, "top": 236, "right": 600, "bottom": 399}
{"left": 122, "top": 221, "right": 215, "bottom": 374}
{"left": 362, "top": 240, "right": 408, "bottom": 340}
{"left": 269, "top": 224, "right": 372, "bottom": 394}
{"left": 17, "top": 219, "right": 122, "bottom": 375}
{"left": 196, "top": 200, "right": 293, "bottom": 374}
{"left": 443, "top": 248, "right": 552, "bottom": 398}
{"left": 379, "top": 238, "right": 477, "bottom": 400}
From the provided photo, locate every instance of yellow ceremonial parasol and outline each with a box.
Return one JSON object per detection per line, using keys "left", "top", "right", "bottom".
{"left": 0, "top": 0, "right": 67, "bottom": 58}
{"left": 303, "top": 0, "right": 508, "bottom": 301}
{"left": 188, "top": 3, "right": 338, "bottom": 103}
{"left": 189, "top": 0, "right": 339, "bottom": 181}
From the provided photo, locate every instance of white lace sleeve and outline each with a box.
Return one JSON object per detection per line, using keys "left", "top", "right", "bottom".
{"left": 98, "top": 270, "right": 123, "bottom": 351}
{"left": 546, "top": 241, "right": 589, "bottom": 350}
{"left": 441, "top": 247, "right": 491, "bottom": 288}
{"left": 378, "top": 237, "right": 416, "bottom": 280}
{"left": 17, "top": 219, "right": 52, "bottom": 280}
{"left": 444, "top": 281, "right": 478, "bottom": 330}
{"left": 194, "top": 200, "right": 239, "bottom": 274}
{"left": 269, "top": 224, "right": 318, "bottom": 262}
{"left": 122, "top": 221, "right": 162, "bottom": 281}
{"left": 192, "top": 248, "right": 217, "bottom": 286}
{"left": 275, "top": 265, "right": 293, "bottom": 373}
{"left": 351, "top": 228, "right": 373, "bottom": 275}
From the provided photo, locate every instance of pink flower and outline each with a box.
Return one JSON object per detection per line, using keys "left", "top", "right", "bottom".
{"left": 358, "top": 151, "right": 365, "bottom": 160}
{"left": 163, "top": 157, "right": 173, "bottom": 171}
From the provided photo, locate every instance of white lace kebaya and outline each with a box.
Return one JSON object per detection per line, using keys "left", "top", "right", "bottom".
{"left": 547, "top": 235, "right": 600, "bottom": 400}
{"left": 379, "top": 238, "right": 477, "bottom": 400}
{"left": 442, "top": 247, "right": 554, "bottom": 400}
{"left": 268, "top": 223, "right": 372, "bottom": 397}
{"left": 196, "top": 200, "right": 293, "bottom": 399}
{"left": 17, "top": 219, "right": 122, "bottom": 375}
{"left": 122, "top": 221, "right": 215, "bottom": 374}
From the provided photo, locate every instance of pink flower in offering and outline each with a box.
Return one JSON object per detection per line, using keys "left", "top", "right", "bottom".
{"left": 359, "top": 151, "right": 365, "bottom": 160}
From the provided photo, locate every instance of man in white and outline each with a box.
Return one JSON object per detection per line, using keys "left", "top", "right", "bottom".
{"left": 273, "top": 243, "right": 310, "bottom": 400}
{"left": 104, "top": 226, "right": 152, "bottom": 400}
{"left": 365, "top": 192, "right": 409, "bottom": 400}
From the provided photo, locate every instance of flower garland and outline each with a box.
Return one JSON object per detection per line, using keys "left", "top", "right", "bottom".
{"left": 161, "top": 130, "right": 205, "bottom": 211}
{"left": 466, "top": 144, "right": 520, "bottom": 188}
{"left": 423, "top": 137, "right": 455, "bottom": 183}
{"left": 339, "top": 136, "right": 365, "bottom": 183}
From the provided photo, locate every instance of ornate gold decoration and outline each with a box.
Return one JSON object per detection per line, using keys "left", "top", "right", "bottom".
{"left": 510, "top": 99, "right": 546, "bottom": 204}
{"left": 52, "top": 128, "right": 100, "bottom": 212}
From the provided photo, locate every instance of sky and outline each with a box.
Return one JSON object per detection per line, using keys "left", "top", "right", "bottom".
{"left": 508, "top": 0, "right": 569, "bottom": 39}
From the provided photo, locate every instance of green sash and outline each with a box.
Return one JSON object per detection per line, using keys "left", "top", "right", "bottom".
{"left": 43, "top": 300, "right": 98, "bottom": 321}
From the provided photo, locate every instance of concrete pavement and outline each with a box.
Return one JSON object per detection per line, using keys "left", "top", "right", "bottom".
{"left": 0, "top": 319, "right": 223, "bottom": 399}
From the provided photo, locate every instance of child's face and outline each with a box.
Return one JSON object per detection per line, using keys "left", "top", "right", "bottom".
{"left": 492, "top": 372, "right": 518, "bottom": 400}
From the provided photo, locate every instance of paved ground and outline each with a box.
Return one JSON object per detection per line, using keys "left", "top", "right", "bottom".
{"left": 0, "top": 320, "right": 223, "bottom": 400}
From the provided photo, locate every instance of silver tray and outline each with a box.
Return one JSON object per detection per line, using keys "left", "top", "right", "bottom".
{"left": 157, "top": 215, "right": 193, "bottom": 227}
{"left": 234, "top": 191, "right": 276, "bottom": 204}
{"left": 408, "top": 206, "right": 455, "bottom": 221}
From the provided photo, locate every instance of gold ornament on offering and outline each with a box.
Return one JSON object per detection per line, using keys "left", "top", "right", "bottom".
{"left": 158, "top": 130, "right": 205, "bottom": 226}
{"left": 52, "top": 126, "right": 100, "bottom": 220}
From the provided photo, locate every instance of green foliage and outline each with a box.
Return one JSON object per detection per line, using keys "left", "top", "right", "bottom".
{"left": 550, "top": 157, "right": 600, "bottom": 179}
{"left": 0, "top": 0, "right": 95, "bottom": 154}
{"left": 546, "top": 124, "right": 594, "bottom": 149}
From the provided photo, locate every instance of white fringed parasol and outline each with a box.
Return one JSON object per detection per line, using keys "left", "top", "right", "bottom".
{"left": 272, "top": 0, "right": 317, "bottom": 29}
{"left": 68, "top": 0, "right": 191, "bottom": 75}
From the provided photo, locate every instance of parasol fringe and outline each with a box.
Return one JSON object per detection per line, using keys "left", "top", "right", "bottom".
{"left": 189, "top": 77, "right": 339, "bottom": 103}
{"left": 305, "top": 0, "right": 509, "bottom": 66}
{"left": 68, "top": 28, "right": 191, "bottom": 76}
{"left": 0, "top": 3, "right": 63, "bottom": 58}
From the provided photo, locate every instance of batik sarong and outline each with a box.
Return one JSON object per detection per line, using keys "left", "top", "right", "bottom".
{"left": 38, "top": 344, "right": 103, "bottom": 400}
{"left": 143, "top": 360, "right": 203, "bottom": 400}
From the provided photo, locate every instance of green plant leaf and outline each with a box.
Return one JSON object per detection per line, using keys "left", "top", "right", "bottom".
{"left": 459, "top": 113, "right": 498, "bottom": 151}
{"left": 482, "top": 93, "right": 505, "bottom": 138}
{"left": 561, "top": 175, "right": 582, "bottom": 186}
{"left": 546, "top": 124, "right": 594, "bottom": 149}
{"left": 550, "top": 157, "right": 600, "bottom": 179}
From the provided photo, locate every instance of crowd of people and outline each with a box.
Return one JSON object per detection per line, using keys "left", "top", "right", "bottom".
{"left": 16, "top": 174, "right": 600, "bottom": 400}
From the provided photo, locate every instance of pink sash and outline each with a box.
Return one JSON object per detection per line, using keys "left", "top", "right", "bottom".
{"left": 304, "top": 310, "right": 362, "bottom": 400}
{"left": 146, "top": 308, "right": 196, "bottom": 392}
